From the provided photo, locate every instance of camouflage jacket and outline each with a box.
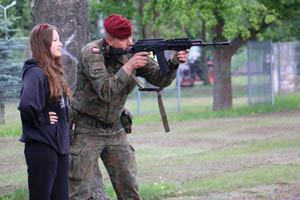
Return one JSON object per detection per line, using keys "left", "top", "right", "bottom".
{"left": 71, "top": 39, "right": 180, "bottom": 124}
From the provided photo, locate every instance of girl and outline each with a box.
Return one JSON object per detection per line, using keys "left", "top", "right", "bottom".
{"left": 18, "top": 24, "right": 72, "bottom": 200}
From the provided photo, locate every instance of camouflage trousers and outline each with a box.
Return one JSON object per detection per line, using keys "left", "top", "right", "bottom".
{"left": 68, "top": 118, "right": 142, "bottom": 200}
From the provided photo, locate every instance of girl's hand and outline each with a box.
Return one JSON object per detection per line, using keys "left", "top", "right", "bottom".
{"left": 49, "top": 112, "right": 58, "bottom": 124}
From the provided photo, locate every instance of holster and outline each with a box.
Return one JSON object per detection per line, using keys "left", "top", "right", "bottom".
{"left": 120, "top": 109, "right": 133, "bottom": 134}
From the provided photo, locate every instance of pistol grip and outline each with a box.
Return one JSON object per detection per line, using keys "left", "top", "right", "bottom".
{"left": 155, "top": 51, "right": 171, "bottom": 75}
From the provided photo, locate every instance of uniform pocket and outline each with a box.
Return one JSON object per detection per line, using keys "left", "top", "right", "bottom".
{"left": 69, "top": 144, "right": 84, "bottom": 180}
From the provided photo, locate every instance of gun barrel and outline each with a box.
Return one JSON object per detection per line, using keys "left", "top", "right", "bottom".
{"left": 202, "top": 42, "right": 230, "bottom": 46}
{"left": 190, "top": 40, "right": 230, "bottom": 46}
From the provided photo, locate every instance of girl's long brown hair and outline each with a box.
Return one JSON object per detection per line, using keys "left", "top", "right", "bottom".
{"left": 29, "top": 24, "right": 72, "bottom": 101}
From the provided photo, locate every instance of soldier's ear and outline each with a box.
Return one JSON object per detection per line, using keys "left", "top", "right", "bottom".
{"left": 105, "top": 37, "right": 113, "bottom": 46}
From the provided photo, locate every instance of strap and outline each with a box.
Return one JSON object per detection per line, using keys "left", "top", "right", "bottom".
{"left": 157, "top": 91, "right": 170, "bottom": 132}
{"left": 130, "top": 74, "right": 170, "bottom": 133}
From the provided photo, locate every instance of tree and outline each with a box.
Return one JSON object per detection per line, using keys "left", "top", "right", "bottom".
{"left": 13, "top": 0, "right": 33, "bottom": 37}
{"left": 0, "top": 0, "right": 18, "bottom": 39}
{"left": 143, "top": 0, "right": 300, "bottom": 110}
{"left": 258, "top": 0, "right": 300, "bottom": 41}
{"left": 71, "top": 0, "right": 300, "bottom": 111}
{"left": 0, "top": 0, "right": 33, "bottom": 38}
{"left": 29, "top": 0, "right": 109, "bottom": 199}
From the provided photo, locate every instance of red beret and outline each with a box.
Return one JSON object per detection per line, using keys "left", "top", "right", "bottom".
{"left": 104, "top": 14, "right": 133, "bottom": 39}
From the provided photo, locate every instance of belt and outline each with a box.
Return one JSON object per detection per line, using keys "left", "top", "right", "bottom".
{"left": 77, "top": 113, "right": 113, "bottom": 129}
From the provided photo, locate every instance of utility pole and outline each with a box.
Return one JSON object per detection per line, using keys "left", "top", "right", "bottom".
{"left": 0, "top": 1, "right": 16, "bottom": 40}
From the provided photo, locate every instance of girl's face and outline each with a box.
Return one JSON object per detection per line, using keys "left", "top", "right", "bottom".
{"left": 50, "top": 30, "right": 63, "bottom": 58}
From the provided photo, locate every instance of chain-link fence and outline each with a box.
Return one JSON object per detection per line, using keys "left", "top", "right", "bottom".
{"left": 247, "top": 40, "right": 274, "bottom": 105}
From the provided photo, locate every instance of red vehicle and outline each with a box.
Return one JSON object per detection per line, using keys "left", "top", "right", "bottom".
{"left": 180, "top": 60, "right": 214, "bottom": 87}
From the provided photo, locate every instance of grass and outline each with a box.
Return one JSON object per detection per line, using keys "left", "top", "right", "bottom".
{"left": 178, "top": 164, "right": 300, "bottom": 197}
{"left": 133, "top": 94, "right": 300, "bottom": 124}
{"left": 1, "top": 94, "right": 300, "bottom": 137}
{"left": 0, "top": 122, "right": 21, "bottom": 138}
{"left": 100, "top": 162, "right": 300, "bottom": 199}
{"left": 0, "top": 189, "right": 28, "bottom": 200}
{"left": 159, "top": 140, "right": 300, "bottom": 165}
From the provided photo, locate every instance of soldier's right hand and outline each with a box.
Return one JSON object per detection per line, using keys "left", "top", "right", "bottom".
{"left": 123, "top": 52, "right": 150, "bottom": 75}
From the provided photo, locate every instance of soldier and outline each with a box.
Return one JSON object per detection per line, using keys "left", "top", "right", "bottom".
{"left": 68, "top": 14, "right": 188, "bottom": 200}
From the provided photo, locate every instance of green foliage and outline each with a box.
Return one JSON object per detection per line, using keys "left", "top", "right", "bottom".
{"left": 257, "top": 0, "right": 300, "bottom": 41}
{"left": 88, "top": 0, "right": 103, "bottom": 39}
{"left": 88, "top": 0, "right": 137, "bottom": 39}
{"left": 140, "top": 0, "right": 300, "bottom": 41}
{"left": 0, "top": 0, "right": 32, "bottom": 38}
{"left": 96, "top": 0, "right": 136, "bottom": 19}
{"left": 13, "top": 0, "right": 33, "bottom": 37}
{"left": 0, "top": 14, "right": 18, "bottom": 39}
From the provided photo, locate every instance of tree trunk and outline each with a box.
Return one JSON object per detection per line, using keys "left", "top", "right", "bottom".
{"left": 29, "top": 0, "right": 89, "bottom": 92}
{"left": 211, "top": 16, "right": 233, "bottom": 110}
{"left": 138, "top": 0, "right": 153, "bottom": 39}
{"left": 153, "top": 10, "right": 160, "bottom": 38}
{"left": 213, "top": 45, "right": 233, "bottom": 110}
{"left": 30, "top": 1, "right": 109, "bottom": 199}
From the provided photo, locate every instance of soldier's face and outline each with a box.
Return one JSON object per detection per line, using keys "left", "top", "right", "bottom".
{"left": 106, "top": 36, "right": 132, "bottom": 50}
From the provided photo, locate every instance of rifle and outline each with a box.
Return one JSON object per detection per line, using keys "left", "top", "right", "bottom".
{"left": 126, "top": 38, "right": 230, "bottom": 74}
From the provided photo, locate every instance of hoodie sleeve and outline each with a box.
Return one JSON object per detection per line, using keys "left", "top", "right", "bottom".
{"left": 18, "top": 67, "right": 49, "bottom": 128}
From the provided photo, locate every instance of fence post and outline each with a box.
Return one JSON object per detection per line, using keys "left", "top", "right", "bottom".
{"left": 270, "top": 40, "right": 274, "bottom": 105}
{"left": 0, "top": 90, "right": 5, "bottom": 124}
{"left": 247, "top": 41, "right": 252, "bottom": 106}
{"left": 176, "top": 70, "right": 181, "bottom": 113}
{"left": 137, "top": 88, "right": 141, "bottom": 116}
{"left": 277, "top": 42, "right": 281, "bottom": 96}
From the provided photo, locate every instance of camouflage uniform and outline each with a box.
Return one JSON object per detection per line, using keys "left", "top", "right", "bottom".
{"left": 69, "top": 39, "right": 180, "bottom": 200}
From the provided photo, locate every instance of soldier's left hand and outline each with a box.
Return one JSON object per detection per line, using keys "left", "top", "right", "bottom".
{"left": 177, "top": 49, "right": 189, "bottom": 63}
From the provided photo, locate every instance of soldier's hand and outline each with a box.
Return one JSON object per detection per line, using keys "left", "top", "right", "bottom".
{"left": 49, "top": 112, "right": 58, "bottom": 124}
{"left": 177, "top": 49, "right": 189, "bottom": 63}
{"left": 123, "top": 52, "right": 150, "bottom": 75}
{"left": 170, "top": 49, "right": 189, "bottom": 64}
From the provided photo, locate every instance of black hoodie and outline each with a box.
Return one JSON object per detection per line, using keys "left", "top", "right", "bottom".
{"left": 18, "top": 59, "right": 69, "bottom": 155}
